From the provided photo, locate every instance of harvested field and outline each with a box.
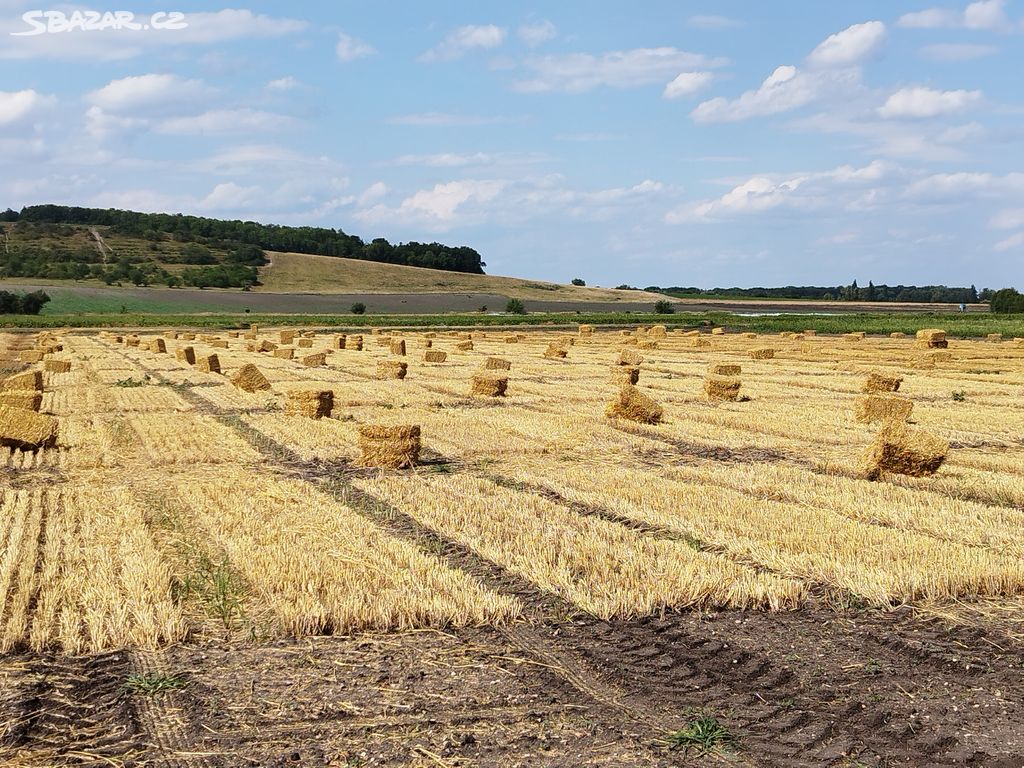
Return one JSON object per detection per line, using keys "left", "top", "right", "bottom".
{"left": 2, "top": 326, "right": 1024, "bottom": 766}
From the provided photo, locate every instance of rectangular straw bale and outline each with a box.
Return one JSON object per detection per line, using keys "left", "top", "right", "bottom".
{"left": 704, "top": 376, "right": 742, "bottom": 402}
{"left": 543, "top": 345, "right": 568, "bottom": 359}
{"left": 164, "top": 331, "right": 178, "bottom": 340}
{"left": 711, "top": 327, "right": 725, "bottom": 335}
{"left": 928, "top": 350, "right": 953, "bottom": 363}
{"left": 610, "top": 366, "right": 640, "bottom": 386}
{"left": 864, "top": 422, "right": 948, "bottom": 480}
{"left": 356, "top": 424, "right": 421, "bottom": 468}
{"left": 605, "top": 385, "right": 663, "bottom": 424}
{"left": 578, "top": 324, "right": 594, "bottom": 335}
{"left": 709, "top": 363, "right": 741, "bottom": 376}
{"left": 916, "top": 328, "right": 948, "bottom": 348}
{"left": 227, "top": 331, "right": 240, "bottom": 338}
{"left": 0, "top": 405, "right": 57, "bottom": 450}
{"left": 862, "top": 372, "right": 902, "bottom": 393}
{"left": 748, "top": 348, "right": 775, "bottom": 360}
{"left": 258, "top": 340, "right": 277, "bottom": 352}
{"left": 332, "top": 335, "right": 347, "bottom": 349}
{"left": 986, "top": 333, "right": 1002, "bottom": 342}
{"left": 302, "top": 353, "right": 326, "bottom": 367}
{"left": 285, "top": 389, "right": 333, "bottom": 419}
{"left": 455, "top": 340, "right": 474, "bottom": 352}
{"left": 377, "top": 361, "right": 408, "bottom": 380}
{"left": 297, "top": 338, "right": 314, "bottom": 348}
{"left": 0, "top": 391, "right": 42, "bottom": 412}
{"left": 470, "top": 373, "right": 508, "bottom": 397}
{"left": 273, "top": 347, "right": 295, "bottom": 360}
{"left": 890, "top": 332, "right": 906, "bottom": 338}
{"left": 682, "top": 330, "right": 701, "bottom": 337}
{"left": 44, "top": 359, "right": 71, "bottom": 373}
{"left": 741, "top": 332, "right": 758, "bottom": 339}
{"left": 484, "top": 357, "right": 511, "bottom": 370}
{"left": 855, "top": 395, "right": 914, "bottom": 424}
{"left": 504, "top": 336, "right": 519, "bottom": 343}
{"left": 279, "top": 330, "right": 296, "bottom": 345}
{"left": 345, "top": 335, "right": 364, "bottom": 351}
{"left": 243, "top": 331, "right": 257, "bottom": 341}
{"left": 230, "top": 363, "right": 271, "bottom": 392}
{"left": 19, "top": 350, "right": 44, "bottom": 363}
{"left": 649, "top": 325, "right": 667, "bottom": 338}
{"left": 419, "top": 338, "right": 433, "bottom": 349}
{"left": 209, "top": 340, "right": 229, "bottom": 349}
{"left": 424, "top": 350, "right": 447, "bottom": 363}
{"left": 125, "top": 336, "right": 140, "bottom": 347}
{"left": 175, "top": 347, "right": 196, "bottom": 365}
{"left": 617, "top": 349, "right": 643, "bottom": 366}
{"left": 691, "top": 338, "right": 712, "bottom": 349}
{"left": 197, "top": 354, "right": 221, "bottom": 374}
{"left": 390, "top": 339, "right": 406, "bottom": 356}
{"left": 2, "top": 371, "right": 42, "bottom": 392}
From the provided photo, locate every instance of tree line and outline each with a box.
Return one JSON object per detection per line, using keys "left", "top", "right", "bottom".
{"left": 638, "top": 280, "right": 990, "bottom": 305}
{"left": 2, "top": 205, "right": 486, "bottom": 274}
{"left": 0, "top": 290, "right": 50, "bottom": 315}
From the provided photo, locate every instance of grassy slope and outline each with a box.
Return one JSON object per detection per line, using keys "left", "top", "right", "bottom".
{"left": 256, "top": 251, "right": 657, "bottom": 302}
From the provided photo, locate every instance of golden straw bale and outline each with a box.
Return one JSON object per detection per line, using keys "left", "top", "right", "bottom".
{"left": 44, "top": 359, "right": 71, "bottom": 373}
{"left": 357, "top": 425, "right": 421, "bottom": 469}
{"left": 210, "top": 340, "right": 229, "bottom": 349}
{"left": 748, "top": 348, "right": 775, "bottom": 360}
{"left": 617, "top": 349, "right": 643, "bottom": 366}
{"left": 649, "top": 325, "right": 667, "bottom": 338}
{"left": 864, "top": 421, "right": 948, "bottom": 480}
{"left": 470, "top": 373, "right": 508, "bottom": 397}
{"left": 375, "top": 336, "right": 392, "bottom": 348}
{"left": 692, "top": 338, "right": 712, "bottom": 349}
{"left": 916, "top": 328, "right": 948, "bottom": 348}
{"left": 177, "top": 333, "right": 194, "bottom": 341}
{"left": 419, "top": 338, "right": 433, "bottom": 349}
{"left": 273, "top": 348, "right": 294, "bottom": 360}
{"left": 704, "top": 376, "right": 742, "bottom": 402}
{"left": 711, "top": 327, "right": 725, "bottom": 336}
{"left": 345, "top": 335, "right": 363, "bottom": 351}
{"left": 855, "top": 395, "right": 914, "bottom": 424}
{"left": 243, "top": 331, "right": 257, "bottom": 341}
{"left": 986, "top": 333, "right": 1002, "bottom": 342}
{"left": 285, "top": 389, "right": 333, "bottom": 419}
{"left": 842, "top": 333, "right": 863, "bottom": 342}
{"left": 151, "top": 338, "right": 167, "bottom": 353}
{"left": 230, "top": 363, "right": 271, "bottom": 392}
{"left": 279, "top": 330, "right": 296, "bottom": 345}
{"left": 0, "top": 391, "right": 42, "bottom": 412}
{"left": 504, "top": 336, "right": 519, "bottom": 343}
{"left": 19, "top": 350, "right": 44, "bottom": 363}
{"left": 928, "top": 350, "right": 953, "bottom": 363}
{"left": 543, "top": 345, "right": 568, "bottom": 359}
{"left": 297, "top": 338, "right": 314, "bottom": 348}
{"left": 390, "top": 339, "right": 406, "bottom": 356}
{"left": 741, "top": 332, "right": 757, "bottom": 339}
{"left": 484, "top": 357, "right": 511, "bottom": 370}
{"left": 637, "top": 341, "right": 659, "bottom": 350}
{"left": 197, "top": 354, "right": 221, "bottom": 374}
{"left": 578, "top": 324, "right": 594, "bottom": 335}
{"left": 862, "top": 372, "right": 902, "bottom": 393}
{"left": 0, "top": 405, "right": 57, "bottom": 450}
{"left": 455, "top": 340, "right": 474, "bottom": 352}
{"left": 605, "top": 385, "right": 663, "bottom": 424}
{"left": 258, "top": 340, "right": 277, "bottom": 352}
{"left": 610, "top": 366, "right": 640, "bottom": 386}
{"left": 2, "top": 371, "right": 42, "bottom": 392}
{"left": 331, "top": 335, "right": 346, "bottom": 349}
{"left": 709, "top": 363, "right": 741, "bottom": 376}
{"left": 227, "top": 331, "right": 240, "bottom": 338}
{"left": 176, "top": 347, "right": 196, "bottom": 365}
{"left": 377, "top": 361, "right": 408, "bottom": 380}
{"left": 302, "top": 353, "right": 327, "bottom": 367}
{"left": 890, "top": 332, "right": 906, "bottom": 338}
{"left": 424, "top": 350, "right": 447, "bottom": 363}
{"left": 164, "top": 331, "right": 178, "bottom": 340}
{"left": 803, "top": 330, "right": 817, "bottom": 336}
{"left": 245, "top": 342, "right": 258, "bottom": 352}
{"left": 125, "top": 336, "right": 141, "bottom": 347}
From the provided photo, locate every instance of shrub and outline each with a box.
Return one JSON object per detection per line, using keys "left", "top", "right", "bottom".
{"left": 571, "top": 278, "right": 586, "bottom": 286}
{"left": 654, "top": 300, "right": 675, "bottom": 314}
{"left": 351, "top": 302, "right": 366, "bottom": 315}
{"left": 506, "top": 298, "right": 526, "bottom": 314}
{"left": 990, "top": 288, "right": 1024, "bottom": 314}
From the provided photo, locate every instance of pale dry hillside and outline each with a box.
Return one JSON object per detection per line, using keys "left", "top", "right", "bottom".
{"left": 257, "top": 251, "right": 657, "bottom": 301}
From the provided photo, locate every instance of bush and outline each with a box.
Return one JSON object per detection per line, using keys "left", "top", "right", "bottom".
{"left": 505, "top": 298, "right": 526, "bottom": 315}
{"left": 990, "top": 288, "right": 1024, "bottom": 314}
{"left": 571, "top": 278, "right": 586, "bottom": 286}
{"left": 351, "top": 302, "right": 366, "bottom": 315}
{"left": 0, "top": 290, "right": 50, "bottom": 315}
{"left": 654, "top": 300, "right": 675, "bottom": 314}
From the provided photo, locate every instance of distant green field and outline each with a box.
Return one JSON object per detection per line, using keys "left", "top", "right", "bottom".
{"left": 2, "top": 310, "right": 1023, "bottom": 337}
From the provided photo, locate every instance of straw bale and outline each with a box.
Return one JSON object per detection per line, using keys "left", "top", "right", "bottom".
{"left": 617, "top": 349, "right": 643, "bottom": 366}
{"left": 44, "top": 359, "right": 71, "bottom": 373}
{"left": 19, "top": 350, "right": 44, "bottom": 363}
{"left": 230, "top": 364, "right": 270, "bottom": 392}
{"left": 890, "top": 332, "right": 906, "bottom": 338}
{"left": 842, "top": 333, "right": 863, "bottom": 342}
{"left": 419, "top": 338, "right": 433, "bottom": 349}
{"left": 285, "top": 389, "right": 333, "bottom": 419}
{"left": 704, "top": 376, "right": 742, "bottom": 402}
{"left": 578, "top": 324, "right": 594, "bottom": 335}
{"left": 0, "top": 406, "right": 57, "bottom": 450}
{"left": 609, "top": 366, "right": 640, "bottom": 386}
{"left": 916, "top": 328, "right": 948, "bottom": 348}
{"left": 649, "top": 325, "right": 667, "bottom": 338}
{"left": 504, "top": 336, "right": 519, "bottom": 343}
{"left": 484, "top": 357, "right": 511, "bottom": 370}
{"left": 637, "top": 341, "right": 659, "bottom": 351}
{"left": 711, "top": 327, "right": 725, "bottom": 336}
{"left": 227, "top": 331, "right": 240, "bottom": 338}
{"left": 164, "top": 331, "right": 178, "bottom": 340}
{"left": 864, "top": 422, "right": 947, "bottom": 480}
{"left": 279, "top": 330, "right": 296, "bottom": 345}
{"left": 356, "top": 424, "right": 421, "bottom": 469}
{"left": 543, "top": 345, "right": 568, "bottom": 359}
{"left": 258, "top": 340, "right": 277, "bottom": 353}
{"left": 126, "top": 336, "right": 141, "bottom": 347}
{"left": 2, "top": 371, "right": 42, "bottom": 392}
{"left": 604, "top": 385, "right": 663, "bottom": 424}
{"left": 0, "top": 391, "right": 42, "bottom": 412}
{"left": 692, "top": 338, "right": 712, "bottom": 349}
{"left": 332, "top": 335, "right": 347, "bottom": 349}
{"left": 424, "top": 350, "right": 447, "bottom": 363}
{"left": 682, "top": 330, "right": 700, "bottom": 337}
{"left": 986, "top": 333, "right": 1002, "bottom": 342}
{"left": 455, "top": 340, "right": 474, "bottom": 352}
{"left": 709, "top": 363, "right": 741, "bottom": 376}
{"left": 803, "top": 330, "right": 817, "bottom": 337}
{"left": 749, "top": 348, "right": 775, "bottom": 360}
{"left": 390, "top": 339, "right": 406, "bottom": 356}
{"left": 302, "top": 353, "right": 327, "bottom": 368}
{"left": 470, "top": 373, "right": 508, "bottom": 397}
{"left": 273, "top": 348, "right": 294, "bottom": 360}
{"left": 197, "top": 354, "right": 221, "bottom": 374}
{"left": 862, "top": 372, "right": 902, "bottom": 393}
{"left": 175, "top": 347, "right": 196, "bottom": 365}
{"left": 741, "top": 332, "right": 758, "bottom": 339}
{"left": 297, "top": 338, "right": 314, "bottom": 348}
{"left": 855, "top": 395, "right": 914, "bottom": 424}
{"left": 377, "top": 361, "right": 408, "bottom": 380}
{"left": 345, "top": 335, "right": 364, "bottom": 351}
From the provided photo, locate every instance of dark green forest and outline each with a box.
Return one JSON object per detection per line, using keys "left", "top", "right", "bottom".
{"left": 631, "top": 280, "right": 993, "bottom": 305}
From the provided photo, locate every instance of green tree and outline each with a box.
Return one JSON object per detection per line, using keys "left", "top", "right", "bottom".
{"left": 990, "top": 288, "right": 1024, "bottom": 313}
{"left": 571, "top": 278, "right": 586, "bottom": 286}
{"left": 654, "top": 300, "right": 675, "bottom": 314}
{"left": 351, "top": 302, "right": 366, "bottom": 315}
{"left": 505, "top": 298, "right": 526, "bottom": 314}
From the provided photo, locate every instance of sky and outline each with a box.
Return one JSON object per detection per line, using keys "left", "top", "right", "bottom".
{"left": 1, "top": 1, "right": 1022, "bottom": 289}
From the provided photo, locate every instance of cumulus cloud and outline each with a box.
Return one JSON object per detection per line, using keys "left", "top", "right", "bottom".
{"left": 663, "top": 71, "right": 714, "bottom": 99}
{"left": 357, "top": 179, "right": 507, "bottom": 228}
{"left": 155, "top": 108, "right": 295, "bottom": 135}
{"left": 336, "top": 31, "right": 376, "bottom": 62}
{"left": 994, "top": 232, "right": 1024, "bottom": 251}
{"left": 420, "top": 25, "right": 506, "bottom": 62}
{"left": 518, "top": 20, "right": 557, "bottom": 47}
{"left": 266, "top": 76, "right": 300, "bottom": 91}
{"left": 86, "top": 73, "right": 211, "bottom": 113}
{"left": 0, "top": 89, "right": 54, "bottom": 126}
{"left": 389, "top": 152, "right": 546, "bottom": 168}
{"left": 990, "top": 208, "right": 1024, "bottom": 229}
{"left": 806, "top": 21, "right": 886, "bottom": 68}
{"left": 515, "top": 48, "right": 727, "bottom": 93}
{"left": 877, "top": 87, "right": 982, "bottom": 119}
{"left": 903, "top": 171, "right": 1024, "bottom": 201}
{"left": 898, "top": 0, "right": 1014, "bottom": 31}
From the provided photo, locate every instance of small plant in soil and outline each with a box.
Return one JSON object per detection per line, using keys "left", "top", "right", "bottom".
{"left": 667, "top": 714, "right": 737, "bottom": 754}
{"left": 124, "top": 673, "right": 189, "bottom": 695}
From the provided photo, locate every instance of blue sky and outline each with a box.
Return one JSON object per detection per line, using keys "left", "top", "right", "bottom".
{"left": 1, "top": 1, "right": 1022, "bottom": 288}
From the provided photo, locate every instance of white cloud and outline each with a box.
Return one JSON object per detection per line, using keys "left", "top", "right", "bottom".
{"left": 0, "top": 89, "right": 53, "bottom": 126}
{"left": 663, "top": 71, "right": 714, "bottom": 99}
{"left": 904, "top": 171, "right": 1024, "bottom": 201}
{"left": 86, "top": 74, "right": 211, "bottom": 113}
{"left": 386, "top": 112, "right": 513, "bottom": 127}
{"left": 83, "top": 105, "right": 147, "bottom": 141}
{"left": 806, "top": 21, "right": 886, "bottom": 68}
{"left": 877, "top": 87, "right": 982, "bottom": 119}
{"left": 515, "top": 48, "right": 727, "bottom": 93}
{"left": 266, "top": 76, "right": 300, "bottom": 91}
{"left": 518, "top": 20, "right": 556, "bottom": 47}
{"left": 691, "top": 65, "right": 859, "bottom": 123}
{"left": 420, "top": 25, "right": 506, "bottom": 62}
{"left": 358, "top": 182, "right": 388, "bottom": 205}
{"left": 994, "top": 232, "right": 1024, "bottom": 251}
{"left": 336, "top": 31, "right": 376, "bottom": 62}
{"left": 156, "top": 109, "right": 295, "bottom": 135}
{"left": 199, "top": 181, "right": 262, "bottom": 211}
{"left": 358, "top": 179, "right": 506, "bottom": 228}
{"left": 990, "top": 208, "right": 1024, "bottom": 229}
{"left": 898, "top": 0, "right": 1014, "bottom": 31}
{"left": 688, "top": 15, "right": 741, "bottom": 29}
{"left": 920, "top": 43, "right": 999, "bottom": 60}
{"left": 667, "top": 161, "right": 891, "bottom": 222}
{"left": 389, "top": 151, "right": 546, "bottom": 167}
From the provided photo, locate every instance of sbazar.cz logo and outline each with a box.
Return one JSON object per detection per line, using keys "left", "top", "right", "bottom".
{"left": 10, "top": 10, "right": 188, "bottom": 35}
